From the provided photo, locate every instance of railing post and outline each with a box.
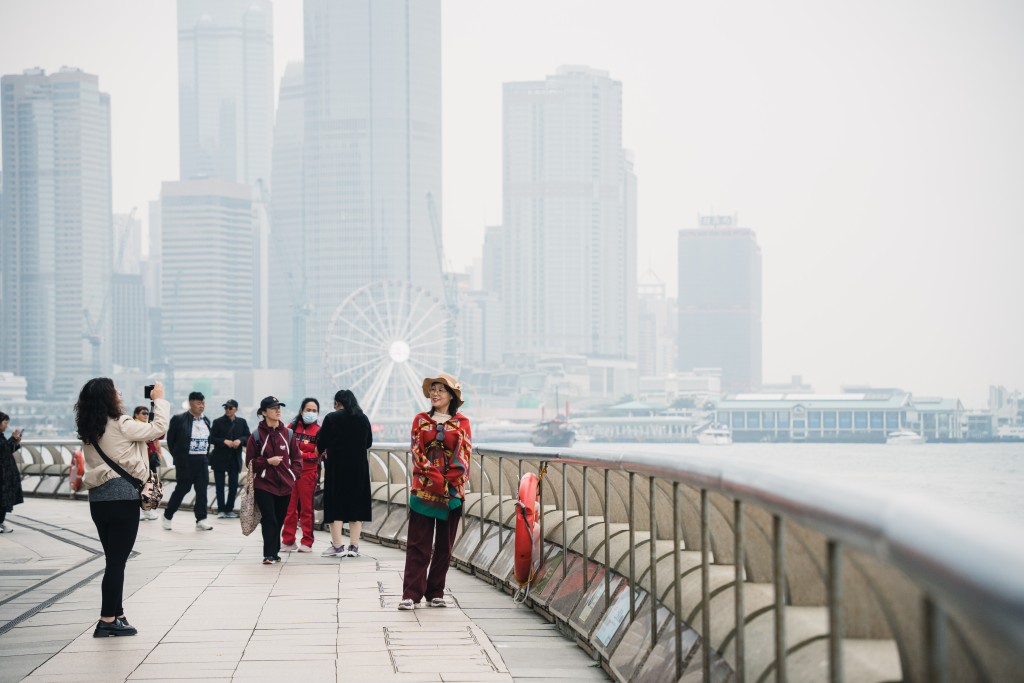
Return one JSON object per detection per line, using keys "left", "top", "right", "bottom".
{"left": 925, "top": 597, "right": 948, "bottom": 683}
{"left": 479, "top": 453, "right": 486, "bottom": 544}
{"left": 673, "top": 482, "right": 683, "bottom": 681}
{"left": 562, "top": 463, "right": 569, "bottom": 569}
{"left": 701, "top": 488, "right": 711, "bottom": 682}
{"left": 604, "top": 468, "right": 611, "bottom": 606}
{"left": 583, "top": 465, "right": 590, "bottom": 593}
{"left": 774, "top": 515, "right": 787, "bottom": 683}
{"left": 538, "top": 460, "right": 545, "bottom": 557}
{"left": 497, "top": 455, "right": 504, "bottom": 547}
{"left": 734, "top": 499, "right": 746, "bottom": 683}
{"left": 629, "top": 471, "right": 636, "bottom": 620}
{"left": 649, "top": 475, "right": 658, "bottom": 646}
{"left": 828, "top": 540, "right": 844, "bottom": 683}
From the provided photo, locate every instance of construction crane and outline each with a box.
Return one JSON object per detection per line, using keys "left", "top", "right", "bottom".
{"left": 425, "top": 192, "right": 459, "bottom": 315}
{"left": 82, "top": 206, "right": 137, "bottom": 375}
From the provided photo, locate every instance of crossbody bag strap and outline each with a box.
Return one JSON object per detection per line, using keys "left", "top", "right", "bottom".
{"left": 92, "top": 439, "right": 145, "bottom": 491}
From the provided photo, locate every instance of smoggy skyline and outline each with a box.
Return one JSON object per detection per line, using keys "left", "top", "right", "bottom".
{"left": 1, "top": 0, "right": 1022, "bottom": 407}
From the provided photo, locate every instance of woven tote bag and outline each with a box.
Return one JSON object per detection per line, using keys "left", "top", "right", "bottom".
{"left": 239, "top": 461, "right": 261, "bottom": 536}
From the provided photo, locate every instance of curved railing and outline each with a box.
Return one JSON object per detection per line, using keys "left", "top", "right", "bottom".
{"left": 16, "top": 440, "right": 1024, "bottom": 682}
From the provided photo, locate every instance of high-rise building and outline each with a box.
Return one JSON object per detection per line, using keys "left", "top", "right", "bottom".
{"left": 111, "top": 273, "right": 149, "bottom": 371}
{"left": 303, "top": 0, "right": 444, "bottom": 394}
{"left": 177, "top": 0, "right": 274, "bottom": 187}
{"left": 160, "top": 179, "right": 255, "bottom": 370}
{"left": 268, "top": 61, "right": 305, "bottom": 391}
{"left": 677, "top": 214, "right": 762, "bottom": 392}
{"left": 1, "top": 67, "right": 113, "bottom": 398}
{"left": 637, "top": 269, "right": 677, "bottom": 378}
{"left": 501, "top": 66, "right": 638, "bottom": 367}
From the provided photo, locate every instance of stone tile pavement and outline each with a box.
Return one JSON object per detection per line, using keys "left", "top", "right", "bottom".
{"left": 0, "top": 499, "right": 610, "bottom": 683}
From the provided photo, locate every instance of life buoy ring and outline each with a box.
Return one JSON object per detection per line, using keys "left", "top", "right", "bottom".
{"left": 513, "top": 472, "right": 542, "bottom": 600}
{"left": 68, "top": 450, "right": 85, "bottom": 493}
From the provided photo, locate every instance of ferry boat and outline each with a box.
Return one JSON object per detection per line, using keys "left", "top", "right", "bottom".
{"left": 996, "top": 425, "right": 1024, "bottom": 441}
{"left": 886, "top": 429, "right": 926, "bottom": 445}
{"left": 697, "top": 423, "right": 732, "bottom": 445}
{"left": 531, "top": 419, "right": 576, "bottom": 447}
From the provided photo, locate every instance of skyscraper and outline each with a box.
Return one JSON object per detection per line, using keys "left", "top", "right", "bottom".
{"left": 1, "top": 67, "right": 113, "bottom": 399}
{"left": 160, "top": 179, "right": 255, "bottom": 370}
{"left": 502, "top": 66, "right": 638, "bottom": 363}
{"left": 303, "top": 0, "right": 444, "bottom": 394}
{"left": 177, "top": 0, "right": 274, "bottom": 187}
{"left": 268, "top": 61, "right": 305, "bottom": 390}
{"left": 677, "top": 214, "right": 762, "bottom": 392}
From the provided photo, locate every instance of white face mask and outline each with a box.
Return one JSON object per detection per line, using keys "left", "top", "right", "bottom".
{"left": 302, "top": 411, "right": 318, "bottom": 425}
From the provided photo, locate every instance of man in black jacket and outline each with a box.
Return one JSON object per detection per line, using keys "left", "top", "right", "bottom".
{"left": 162, "top": 391, "right": 214, "bottom": 531}
{"left": 209, "top": 399, "right": 250, "bottom": 519}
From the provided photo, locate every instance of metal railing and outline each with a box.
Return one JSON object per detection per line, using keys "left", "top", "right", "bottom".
{"left": 18, "top": 440, "right": 1024, "bottom": 682}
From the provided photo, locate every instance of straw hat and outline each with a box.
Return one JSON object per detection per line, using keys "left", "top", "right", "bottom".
{"left": 421, "top": 373, "right": 463, "bottom": 402}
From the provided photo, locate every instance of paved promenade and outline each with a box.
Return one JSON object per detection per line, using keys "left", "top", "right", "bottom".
{"left": 0, "top": 499, "right": 610, "bottom": 683}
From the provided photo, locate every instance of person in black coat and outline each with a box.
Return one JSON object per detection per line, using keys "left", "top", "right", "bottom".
{"left": 316, "top": 389, "right": 373, "bottom": 557}
{"left": 0, "top": 411, "right": 25, "bottom": 533}
{"left": 162, "top": 391, "right": 214, "bottom": 530}
{"left": 209, "top": 399, "right": 250, "bottom": 519}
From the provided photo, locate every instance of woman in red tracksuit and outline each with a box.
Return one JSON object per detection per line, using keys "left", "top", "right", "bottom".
{"left": 245, "top": 396, "right": 302, "bottom": 564}
{"left": 281, "top": 397, "right": 320, "bottom": 552}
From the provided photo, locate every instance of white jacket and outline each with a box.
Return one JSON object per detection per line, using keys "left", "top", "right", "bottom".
{"left": 82, "top": 399, "right": 170, "bottom": 490}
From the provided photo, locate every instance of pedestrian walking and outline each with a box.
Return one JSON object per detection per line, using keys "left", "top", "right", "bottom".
{"left": 132, "top": 406, "right": 162, "bottom": 521}
{"left": 317, "top": 390, "right": 373, "bottom": 558}
{"left": 281, "top": 398, "right": 320, "bottom": 552}
{"left": 245, "top": 396, "right": 301, "bottom": 564}
{"left": 162, "top": 391, "right": 214, "bottom": 531}
{"left": 209, "top": 399, "right": 250, "bottom": 519}
{"left": 75, "top": 378, "right": 169, "bottom": 637}
{"left": 0, "top": 411, "right": 25, "bottom": 533}
{"left": 398, "top": 374, "right": 471, "bottom": 610}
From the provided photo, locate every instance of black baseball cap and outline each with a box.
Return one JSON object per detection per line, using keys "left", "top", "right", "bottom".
{"left": 222, "top": 399, "right": 239, "bottom": 409}
{"left": 188, "top": 391, "right": 205, "bottom": 401}
{"left": 259, "top": 396, "right": 285, "bottom": 412}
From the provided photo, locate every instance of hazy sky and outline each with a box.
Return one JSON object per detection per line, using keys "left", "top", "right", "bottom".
{"left": 2, "top": 1, "right": 1022, "bottom": 407}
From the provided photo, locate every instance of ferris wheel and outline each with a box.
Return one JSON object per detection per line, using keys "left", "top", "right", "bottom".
{"left": 323, "top": 280, "right": 461, "bottom": 421}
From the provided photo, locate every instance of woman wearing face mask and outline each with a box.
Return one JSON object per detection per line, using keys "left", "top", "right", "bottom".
{"left": 280, "top": 398, "right": 320, "bottom": 553}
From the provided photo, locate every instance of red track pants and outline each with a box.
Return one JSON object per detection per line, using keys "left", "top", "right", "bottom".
{"left": 282, "top": 460, "right": 318, "bottom": 547}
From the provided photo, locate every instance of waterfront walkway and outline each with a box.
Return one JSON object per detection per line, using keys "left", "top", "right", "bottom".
{"left": 0, "top": 499, "right": 610, "bottom": 683}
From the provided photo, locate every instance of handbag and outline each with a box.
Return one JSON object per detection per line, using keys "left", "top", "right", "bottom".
{"left": 239, "top": 461, "right": 260, "bottom": 536}
{"left": 92, "top": 440, "right": 164, "bottom": 511}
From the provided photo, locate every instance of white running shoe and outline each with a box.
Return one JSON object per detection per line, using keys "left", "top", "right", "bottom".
{"left": 0, "top": 523, "right": 13, "bottom": 533}
{"left": 195, "top": 519, "right": 213, "bottom": 531}
{"left": 320, "top": 544, "right": 345, "bottom": 557}
{"left": 280, "top": 542, "right": 298, "bottom": 552}
{"left": 144, "top": 510, "right": 159, "bottom": 521}
{"left": 161, "top": 516, "right": 172, "bottom": 531}
{"left": 297, "top": 545, "right": 312, "bottom": 553}
{"left": 397, "top": 599, "right": 415, "bottom": 611}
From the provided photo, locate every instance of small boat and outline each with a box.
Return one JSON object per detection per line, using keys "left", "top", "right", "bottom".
{"left": 531, "top": 419, "right": 576, "bottom": 447}
{"left": 697, "top": 423, "right": 732, "bottom": 445}
{"left": 996, "top": 425, "right": 1024, "bottom": 441}
{"left": 886, "top": 429, "right": 926, "bottom": 445}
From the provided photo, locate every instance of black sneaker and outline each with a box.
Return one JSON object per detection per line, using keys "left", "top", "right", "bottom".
{"left": 273, "top": 555, "right": 282, "bottom": 562}
{"left": 93, "top": 618, "right": 137, "bottom": 638}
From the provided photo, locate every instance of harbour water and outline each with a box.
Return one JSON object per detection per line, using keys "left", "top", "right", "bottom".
{"left": 481, "top": 441, "right": 1024, "bottom": 526}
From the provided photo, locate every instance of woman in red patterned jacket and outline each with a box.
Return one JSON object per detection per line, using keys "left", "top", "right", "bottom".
{"left": 281, "top": 398, "right": 321, "bottom": 552}
{"left": 398, "top": 373, "right": 471, "bottom": 610}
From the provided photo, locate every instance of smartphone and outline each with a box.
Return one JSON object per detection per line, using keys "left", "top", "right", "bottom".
{"left": 144, "top": 384, "right": 155, "bottom": 399}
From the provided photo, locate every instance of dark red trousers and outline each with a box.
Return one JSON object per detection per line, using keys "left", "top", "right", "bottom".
{"left": 282, "top": 460, "right": 318, "bottom": 547}
{"left": 402, "top": 507, "right": 462, "bottom": 602}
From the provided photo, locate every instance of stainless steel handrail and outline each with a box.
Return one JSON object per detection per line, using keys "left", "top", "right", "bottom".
{"left": 21, "top": 439, "right": 1024, "bottom": 682}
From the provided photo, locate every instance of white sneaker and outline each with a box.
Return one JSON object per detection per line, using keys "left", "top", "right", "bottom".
{"left": 297, "top": 545, "right": 312, "bottom": 553}
{"left": 397, "top": 599, "right": 415, "bottom": 611}
{"left": 0, "top": 523, "right": 13, "bottom": 533}
{"left": 280, "top": 542, "right": 298, "bottom": 552}
{"left": 161, "top": 516, "right": 172, "bottom": 531}
{"left": 144, "top": 510, "right": 159, "bottom": 521}
{"left": 216, "top": 511, "right": 228, "bottom": 519}
{"left": 195, "top": 519, "right": 213, "bottom": 531}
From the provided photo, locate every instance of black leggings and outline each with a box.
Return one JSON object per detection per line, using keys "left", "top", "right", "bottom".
{"left": 254, "top": 489, "right": 290, "bottom": 558}
{"left": 89, "top": 499, "right": 140, "bottom": 618}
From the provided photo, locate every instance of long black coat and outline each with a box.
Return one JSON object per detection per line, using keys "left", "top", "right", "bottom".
{"left": 316, "top": 409, "right": 373, "bottom": 522}
{"left": 0, "top": 435, "right": 24, "bottom": 512}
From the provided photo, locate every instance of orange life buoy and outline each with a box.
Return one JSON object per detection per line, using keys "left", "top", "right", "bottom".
{"left": 68, "top": 450, "right": 85, "bottom": 492}
{"left": 513, "top": 472, "right": 542, "bottom": 589}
